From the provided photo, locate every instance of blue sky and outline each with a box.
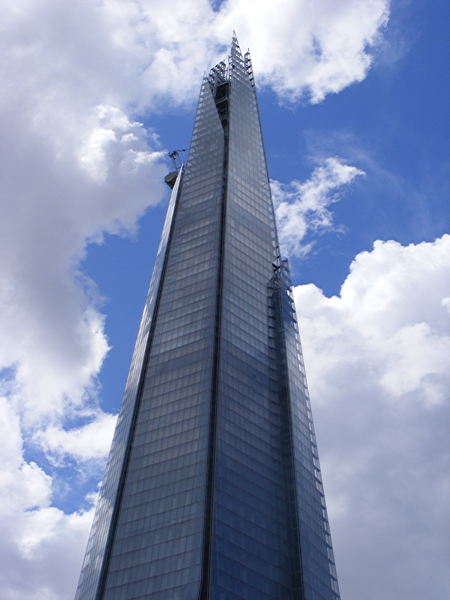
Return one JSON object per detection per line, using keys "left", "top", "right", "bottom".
{"left": 0, "top": 1, "right": 448, "bottom": 599}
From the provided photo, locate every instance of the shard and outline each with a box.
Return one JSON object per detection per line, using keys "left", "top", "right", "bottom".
{"left": 76, "top": 36, "right": 340, "bottom": 600}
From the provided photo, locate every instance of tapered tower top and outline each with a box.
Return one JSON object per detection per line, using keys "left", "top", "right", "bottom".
{"left": 207, "top": 34, "right": 255, "bottom": 92}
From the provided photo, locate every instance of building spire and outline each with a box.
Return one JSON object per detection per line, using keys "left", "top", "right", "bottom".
{"left": 230, "top": 30, "right": 244, "bottom": 61}
{"left": 227, "top": 32, "right": 255, "bottom": 87}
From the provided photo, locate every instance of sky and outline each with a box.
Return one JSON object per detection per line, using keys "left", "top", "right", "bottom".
{"left": 0, "top": 1, "right": 449, "bottom": 599}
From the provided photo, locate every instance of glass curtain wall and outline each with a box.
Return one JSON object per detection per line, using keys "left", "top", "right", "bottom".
{"left": 75, "top": 35, "right": 340, "bottom": 600}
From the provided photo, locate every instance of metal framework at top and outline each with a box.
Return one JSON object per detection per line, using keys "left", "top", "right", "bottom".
{"left": 207, "top": 33, "right": 255, "bottom": 95}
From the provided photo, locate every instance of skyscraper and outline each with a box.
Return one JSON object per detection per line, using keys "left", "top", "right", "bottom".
{"left": 76, "top": 36, "right": 340, "bottom": 600}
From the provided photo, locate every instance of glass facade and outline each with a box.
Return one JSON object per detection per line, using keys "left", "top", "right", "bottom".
{"left": 76, "top": 36, "right": 340, "bottom": 600}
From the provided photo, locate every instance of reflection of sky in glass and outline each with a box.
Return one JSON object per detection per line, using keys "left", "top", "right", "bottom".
{"left": 76, "top": 38, "right": 339, "bottom": 600}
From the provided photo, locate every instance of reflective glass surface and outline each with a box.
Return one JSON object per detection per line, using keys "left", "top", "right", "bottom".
{"left": 274, "top": 260, "right": 340, "bottom": 600}
{"left": 210, "top": 38, "right": 339, "bottom": 600}
{"left": 76, "top": 37, "right": 340, "bottom": 600}
{"left": 211, "top": 39, "right": 297, "bottom": 599}
{"left": 75, "top": 167, "right": 183, "bottom": 600}
{"left": 100, "top": 79, "right": 225, "bottom": 600}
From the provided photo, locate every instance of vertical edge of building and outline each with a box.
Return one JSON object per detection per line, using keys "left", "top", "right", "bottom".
{"left": 75, "top": 168, "right": 183, "bottom": 599}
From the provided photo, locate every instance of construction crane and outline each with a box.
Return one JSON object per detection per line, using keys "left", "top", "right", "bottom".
{"left": 168, "top": 148, "right": 186, "bottom": 169}
{"left": 165, "top": 149, "right": 186, "bottom": 189}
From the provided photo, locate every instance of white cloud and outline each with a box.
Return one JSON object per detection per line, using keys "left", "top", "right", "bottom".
{"left": 35, "top": 412, "right": 117, "bottom": 465}
{"left": 272, "top": 157, "right": 365, "bottom": 256}
{"left": 0, "top": 398, "right": 95, "bottom": 600}
{"left": 294, "top": 235, "right": 450, "bottom": 599}
{"left": 216, "top": 0, "right": 390, "bottom": 102}
{"left": 0, "top": 101, "right": 166, "bottom": 427}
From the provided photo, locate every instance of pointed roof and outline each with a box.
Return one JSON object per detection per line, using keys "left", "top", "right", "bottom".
{"left": 207, "top": 34, "right": 255, "bottom": 89}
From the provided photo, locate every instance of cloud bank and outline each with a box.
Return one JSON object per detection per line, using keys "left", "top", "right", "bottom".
{"left": 295, "top": 235, "right": 450, "bottom": 599}
{"left": 217, "top": 0, "right": 389, "bottom": 102}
